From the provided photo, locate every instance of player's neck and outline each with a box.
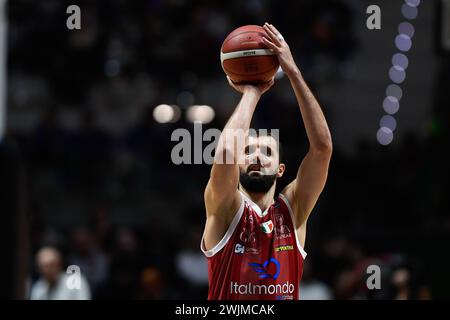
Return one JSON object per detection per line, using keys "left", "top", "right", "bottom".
{"left": 241, "top": 184, "right": 276, "bottom": 213}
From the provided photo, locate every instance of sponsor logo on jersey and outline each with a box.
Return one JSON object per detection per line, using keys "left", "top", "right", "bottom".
{"left": 260, "top": 220, "right": 274, "bottom": 234}
{"left": 230, "top": 281, "right": 295, "bottom": 296}
{"left": 234, "top": 243, "right": 245, "bottom": 254}
{"left": 244, "top": 213, "right": 254, "bottom": 225}
{"left": 248, "top": 257, "right": 280, "bottom": 279}
{"left": 275, "top": 245, "right": 294, "bottom": 252}
{"left": 230, "top": 257, "right": 296, "bottom": 296}
{"left": 245, "top": 247, "right": 260, "bottom": 255}
{"left": 240, "top": 229, "right": 256, "bottom": 243}
{"left": 274, "top": 214, "right": 291, "bottom": 240}
{"left": 234, "top": 243, "right": 260, "bottom": 255}
{"left": 276, "top": 294, "right": 294, "bottom": 300}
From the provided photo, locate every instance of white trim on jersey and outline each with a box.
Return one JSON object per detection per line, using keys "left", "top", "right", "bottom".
{"left": 278, "top": 193, "right": 307, "bottom": 260}
{"left": 200, "top": 196, "right": 245, "bottom": 258}
{"left": 239, "top": 191, "right": 270, "bottom": 217}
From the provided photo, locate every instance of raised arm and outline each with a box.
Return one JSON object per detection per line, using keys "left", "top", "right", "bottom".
{"left": 263, "top": 23, "right": 332, "bottom": 232}
{"left": 203, "top": 78, "right": 274, "bottom": 251}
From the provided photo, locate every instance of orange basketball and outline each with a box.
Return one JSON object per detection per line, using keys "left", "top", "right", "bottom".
{"left": 220, "top": 25, "right": 279, "bottom": 84}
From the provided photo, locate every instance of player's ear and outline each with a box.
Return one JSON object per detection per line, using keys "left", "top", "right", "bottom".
{"left": 276, "top": 163, "right": 285, "bottom": 178}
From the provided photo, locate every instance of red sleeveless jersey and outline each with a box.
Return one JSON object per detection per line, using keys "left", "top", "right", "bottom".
{"left": 201, "top": 192, "right": 306, "bottom": 300}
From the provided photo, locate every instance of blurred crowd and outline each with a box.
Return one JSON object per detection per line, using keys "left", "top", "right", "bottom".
{"left": 20, "top": 107, "right": 441, "bottom": 299}
{"left": 6, "top": 0, "right": 449, "bottom": 299}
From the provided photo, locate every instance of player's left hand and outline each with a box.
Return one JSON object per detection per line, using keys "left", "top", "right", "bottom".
{"left": 262, "top": 23, "right": 299, "bottom": 77}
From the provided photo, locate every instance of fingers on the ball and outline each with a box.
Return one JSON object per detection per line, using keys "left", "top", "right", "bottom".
{"left": 263, "top": 24, "right": 281, "bottom": 46}
{"left": 263, "top": 26, "right": 277, "bottom": 42}
{"left": 266, "top": 23, "right": 284, "bottom": 46}
{"left": 262, "top": 24, "right": 275, "bottom": 39}
{"left": 262, "top": 37, "right": 278, "bottom": 52}
{"left": 266, "top": 22, "right": 280, "bottom": 35}
{"left": 268, "top": 23, "right": 280, "bottom": 35}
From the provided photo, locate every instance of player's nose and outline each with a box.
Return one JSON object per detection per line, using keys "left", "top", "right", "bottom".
{"left": 248, "top": 153, "right": 260, "bottom": 165}
{"left": 254, "top": 151, "right": 270, "bottom": 168}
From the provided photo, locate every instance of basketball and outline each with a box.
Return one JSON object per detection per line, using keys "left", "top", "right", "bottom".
{"left": 220, "top": 25, "right": 279, "bottom": 84}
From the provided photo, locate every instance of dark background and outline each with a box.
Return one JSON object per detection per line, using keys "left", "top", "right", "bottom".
{"left": 2, "top": 0, "right": 450, "bottom": 299}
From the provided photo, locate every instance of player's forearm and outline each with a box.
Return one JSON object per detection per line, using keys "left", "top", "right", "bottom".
{"left": 225, "top": 89, "right": 259, "bottom": 131}
{"left": 287, "top": 68, "right": 332, "bottom": 153}
{"left": 215, "top": 89, "right": 260, "bottom": 163}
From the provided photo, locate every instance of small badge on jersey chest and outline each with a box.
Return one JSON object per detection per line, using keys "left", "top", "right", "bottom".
{"left": 260, "top": 220, "right": 274, "bottom": 234}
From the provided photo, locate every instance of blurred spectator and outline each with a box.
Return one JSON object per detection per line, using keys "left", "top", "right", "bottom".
{"left": 175, "top": 226, "right": 208, "bottom": 297}
{"left": 68, "top": 227, "right": 109, "bottom": 297}
{"left": 392, "top": 267, "right": 410, "bottom": 300}
{"left": 390, "top": 264, "right": 432, "bottom": 300}
{"left": 30, "top": 246, "right": 91, "bottom": 300}
{"left": 137, "top": 266, "right": 164, "bottom": 299}
{"left": 96, "top": 228, "right": 142, "bottom": 299}
{"left": 300, "top": 260, "right": 333, "bottom": 300}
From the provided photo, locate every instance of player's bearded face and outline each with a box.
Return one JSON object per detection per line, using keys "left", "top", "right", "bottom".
{"left": 239, "top": 136, "right": 281, "bottom": 193}
{"left": 239, "top": 170, "right": 277, "bottom": 193}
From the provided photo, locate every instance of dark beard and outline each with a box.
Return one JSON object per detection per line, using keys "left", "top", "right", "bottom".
{"left": 239, "top": 172, "right": 277, "bottom": 193}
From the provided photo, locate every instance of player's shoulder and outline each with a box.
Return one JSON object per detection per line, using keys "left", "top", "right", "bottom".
{"left": 276, "top": 190, "right": 296, "bottom": 217}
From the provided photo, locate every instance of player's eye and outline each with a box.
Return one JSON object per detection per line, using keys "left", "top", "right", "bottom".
{"left": 245, "top": 146, "right": 255, "bottom": 155}
{"left": 262, "top": 147, "right": 272, "bottom": 157}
